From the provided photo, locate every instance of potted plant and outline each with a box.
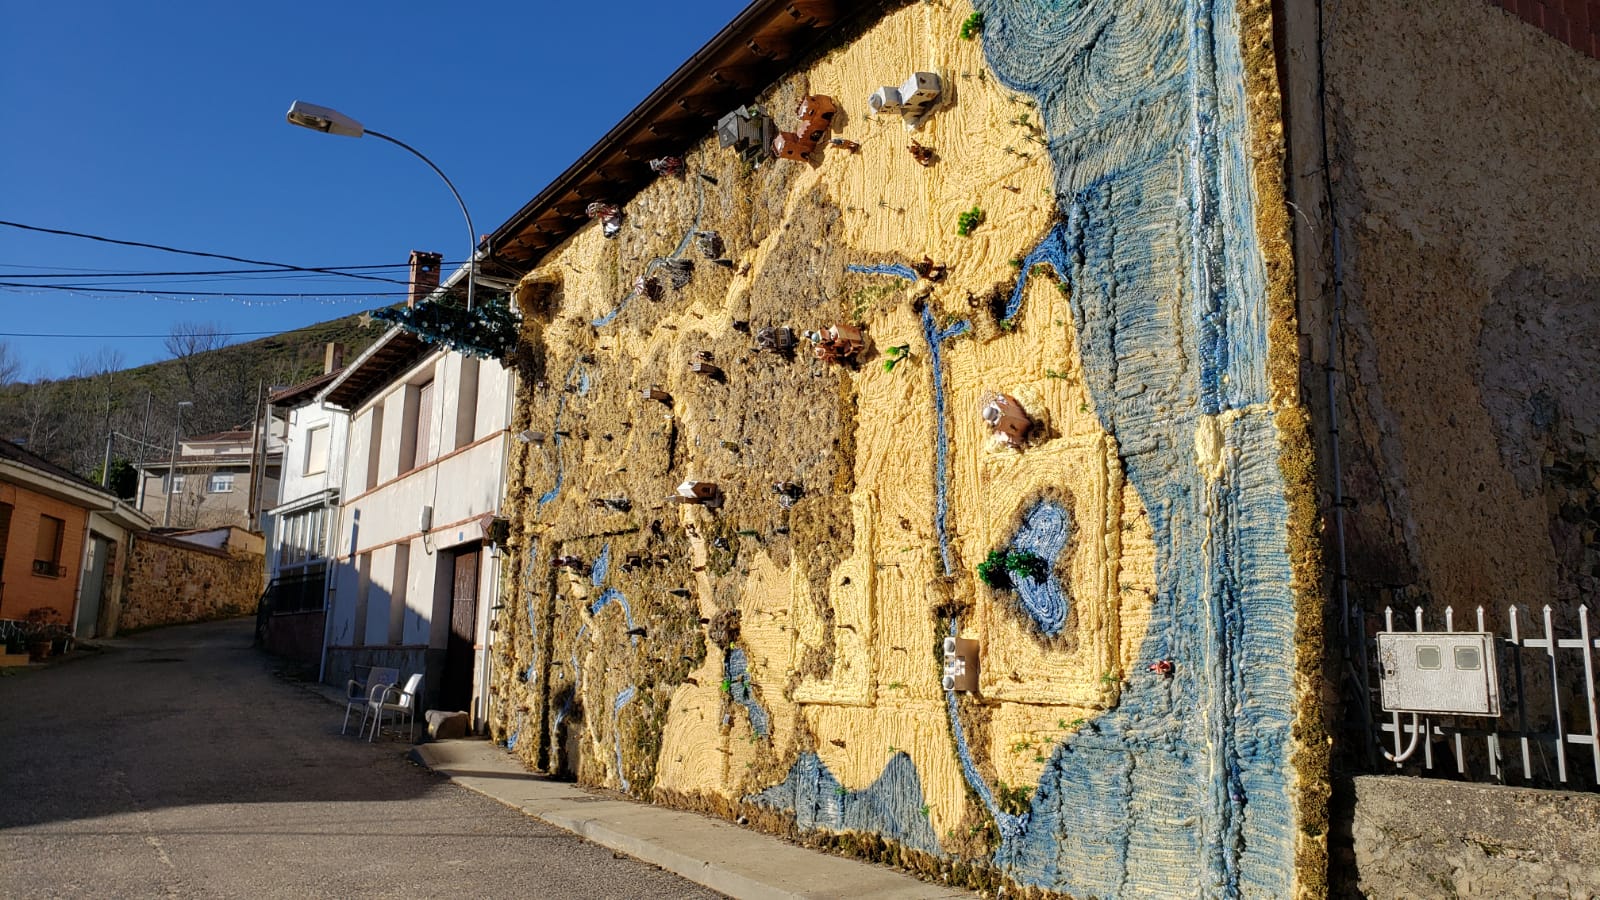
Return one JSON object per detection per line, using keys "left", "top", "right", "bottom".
{"left": 21, "top": 608, "right": 67, "bottom": 663}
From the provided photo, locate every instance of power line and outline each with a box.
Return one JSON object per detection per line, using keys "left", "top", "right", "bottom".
{"left": 0, "top": 329, "right": 285, "bottom": 338}
{"left": 0, "top": 220, "right": 434, "bottom": 287}
{"left": 0, "top": 281, "right": 411, "bottom": 297}
{"left": 0, "top": 261, "right": 467, "bottom": 278}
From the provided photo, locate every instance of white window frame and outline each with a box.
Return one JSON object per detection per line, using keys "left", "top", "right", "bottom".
{"left": 304, "top": 425, "right": 329, "bottom": 476}
{"left": 208, "top": 473, "right": 235, "bottom": 494}
{"left": 168, "top": 474, "right": 186, "bottom": 494}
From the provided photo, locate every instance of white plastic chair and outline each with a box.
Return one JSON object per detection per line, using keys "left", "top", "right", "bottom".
{"left": 342, "top": 666, "right": 398, "bottom": 735}
{"left": 363, "top": 672, "right": 424, "bottom": 742}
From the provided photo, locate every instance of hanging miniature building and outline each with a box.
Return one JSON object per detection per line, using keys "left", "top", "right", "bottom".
{"left": 811, "top": 323, "right": 865, "bottom": 365}
{"left": 773, "top": 95, "right": 839, "bottom": 161}
{"left": 980, "top": 392, "right": 1032, "bottom": 449}
{"left": 648, "top": 156, "right": 685, "bottom": 178}
{"left": 716, "top": 105, "right": 776, "bottom": 164}
{"left": 694, "top": 230, "right": 724, "bottom": 259}
{"left": 869, "top": 72, "right": 943, "bottom": 126}
{"left": 640, "top": 387, "right": 672, "bottom": 403}
{"left": 676, "top": 480, "right": 723, "bottom": 508}
{"left": 689, "top": 360, "right": 724, "bottom": 379}
{"left": 659, "top": 258, "right": 694, "bottom": 289}
{"left": 754, "top": 325, "right": 796, "bottom": 354}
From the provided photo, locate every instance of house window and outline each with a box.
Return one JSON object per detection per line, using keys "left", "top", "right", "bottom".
{"left": 0, "top": 502, "right": 12, "bottom": 577}
{"left": 365, "top": 408, "right": 384, "bottom": 491}
{"left": 407, "top": 379, "right": 435, "bottom": 471}
{"left": 33, "top": 514, "right": 64, "bottom": 577}
{"left": 454, "top": 357, "right": 480, "bottom": 450}
{"left": 304, "top": 425, "right": 329, "bottom": 476}
{"left": 208, "top": 473, "right": 235, "bottom": 493}
{"left": 168, "top": 474, "right": 186, "bottom": 494}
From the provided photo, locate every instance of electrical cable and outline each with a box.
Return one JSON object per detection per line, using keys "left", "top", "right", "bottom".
{"left": 0, "top": 281, "right": 409, "bottom": 297}
{"left": 0, "top": 262, "right": 461, "bottom": 278}
{"left": 0, "top": 329, "right": 301, "bottom": 338}
{"left": 0, "top": 219, "right": 438, "bottom": 287}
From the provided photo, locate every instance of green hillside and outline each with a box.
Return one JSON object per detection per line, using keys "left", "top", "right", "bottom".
{"left": 0, "top": 315, "right": 385, "bottom": 484}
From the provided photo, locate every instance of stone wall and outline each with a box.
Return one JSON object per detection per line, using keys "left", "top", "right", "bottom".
{"left": 1351, "top": 776, "right": 1600, "bottom": 898}
{"left": 118, "top": 532, "right": 264, "bottom": 632}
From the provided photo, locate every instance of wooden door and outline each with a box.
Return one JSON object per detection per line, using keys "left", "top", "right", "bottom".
{"left": 441, "top": 545, "right": 480, "bottom": 711}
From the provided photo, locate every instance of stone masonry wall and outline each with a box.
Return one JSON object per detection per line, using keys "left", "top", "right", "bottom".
{"left": 119, "top": 532, "right": 265, "bottom": 632}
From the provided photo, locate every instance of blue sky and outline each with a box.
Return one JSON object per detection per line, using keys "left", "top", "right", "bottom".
{"left": 0, "top": 0, "right": 749, "bottom": 379}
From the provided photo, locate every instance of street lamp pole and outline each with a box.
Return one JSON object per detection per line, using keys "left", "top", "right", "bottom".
{"left": 163, "top": 401, "right": 193, "bottom": 528}
{"left": 285, "top": 101, "right": 476, "bottom": 312}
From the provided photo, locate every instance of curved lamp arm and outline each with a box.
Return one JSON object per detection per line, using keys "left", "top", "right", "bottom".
{"left": 365, "top": 129, "right": 476, "bottom": 312}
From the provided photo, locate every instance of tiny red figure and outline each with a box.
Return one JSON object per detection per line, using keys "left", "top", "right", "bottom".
{"left": 1149, "top": 659, "right": 1175, "bottom": 678}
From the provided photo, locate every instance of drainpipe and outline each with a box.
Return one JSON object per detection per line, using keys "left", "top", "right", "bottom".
{"left": 1315, "top": 0, "right": 1374, "bottom": 764}
{"left": 480, "top": 367, "right": 517, "bottom": 733}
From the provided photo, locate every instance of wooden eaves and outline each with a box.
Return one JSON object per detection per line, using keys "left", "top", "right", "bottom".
{"left": 484, "top": 0, "right": 855, "bottom": 271}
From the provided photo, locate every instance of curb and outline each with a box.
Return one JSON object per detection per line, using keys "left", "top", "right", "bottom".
{"left": 410, "top": 740, "right": 972, "bottom": 900}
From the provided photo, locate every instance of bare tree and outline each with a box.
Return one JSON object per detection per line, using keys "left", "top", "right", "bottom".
{"left": 165, "top": 322, "right": 226, "bottom": 399}
{"left": 0, "top": 341, "right": 19, "bottom": 386}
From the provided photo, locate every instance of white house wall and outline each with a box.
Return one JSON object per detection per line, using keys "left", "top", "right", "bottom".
{"left": 277, "top": 401, "right": 349, "bottom": 504}
{"left": 322, "top": 346, "right": 513, "bottom": 716}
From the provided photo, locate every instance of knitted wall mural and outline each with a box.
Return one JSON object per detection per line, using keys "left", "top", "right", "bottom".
{"left": 491, "top": 1, "right": 1319, "bottom": 895}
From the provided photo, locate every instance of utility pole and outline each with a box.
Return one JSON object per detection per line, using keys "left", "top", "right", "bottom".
{"left": 246, "top": 381, "right": 264, "bottom": 532}
{"left": 163, "top": 401, "right": 193, "bottom": 528}
{"left": 101, "top": 431, "right": 114, "bottom": 488}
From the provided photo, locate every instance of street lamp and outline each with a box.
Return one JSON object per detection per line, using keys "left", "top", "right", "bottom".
{"left": 163, "top": 401, "right": 193, "bottom": 528}
{"left": 285, "top": 101, "right": 476, "bottom": 312}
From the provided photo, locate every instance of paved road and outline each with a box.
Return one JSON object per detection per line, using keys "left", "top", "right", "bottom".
{"left": 0, "top": 618, "right": 722, "bottom": 899}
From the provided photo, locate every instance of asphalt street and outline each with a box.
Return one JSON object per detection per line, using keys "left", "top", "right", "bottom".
{"left": 0, "top": 618, "right": 722, "bottom": 899}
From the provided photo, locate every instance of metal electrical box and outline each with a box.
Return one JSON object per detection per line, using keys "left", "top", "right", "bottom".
{"left": 1377, "top": 632, "right": 1500, "bottom": 716}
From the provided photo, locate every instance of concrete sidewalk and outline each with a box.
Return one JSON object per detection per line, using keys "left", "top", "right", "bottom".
{"left": 411, "top": 739, "right": 972, "bottom": 900}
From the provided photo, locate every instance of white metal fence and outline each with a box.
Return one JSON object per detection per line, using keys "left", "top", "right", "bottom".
{"left": 1377, "top": 604, "right": 1600, "bottom": 790}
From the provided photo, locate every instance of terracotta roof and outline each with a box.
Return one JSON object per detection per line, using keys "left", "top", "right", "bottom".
{"left": 0, "top": 438, "right": 115, "bottom": 497}
{"left": 269, "top": 369, "right": 344, "bottom": 407}
{"left": 186, "top": 430, "right": 254, "bottom": 444}
{"left": 321, "top": 328, "right": 429, "bottom": 410}
{"left": 485, "top": 0, "right": 853, "bottom": 270}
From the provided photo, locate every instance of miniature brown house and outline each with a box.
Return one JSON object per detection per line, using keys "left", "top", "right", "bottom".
{"left": 812, "top": 323, "right": 864, "bottom": 364}
{"left": 689, "top": 360, "right": 724, "bottom": 379}
{"left": 640, "top": 387, "right": 672, "bottom": 403}
{"left": 676, "top": 480, "right": 722, "bottom": 508}
{"left": 773, "top": 95, "right": 838, "bottom": 161}
{"left": 981, "top": 393, "right": 1032, "bottom": 449}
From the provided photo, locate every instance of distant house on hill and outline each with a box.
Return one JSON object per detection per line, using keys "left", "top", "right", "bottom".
{"left": 135, "top": 424, "right": 283, "bottom": 531}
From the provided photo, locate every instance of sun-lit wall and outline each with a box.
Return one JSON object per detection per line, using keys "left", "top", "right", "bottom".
{"left": 490, "top": 1, "right": 1319, "bottom": 894}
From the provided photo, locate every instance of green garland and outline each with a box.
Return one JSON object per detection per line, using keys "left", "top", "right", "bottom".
{"left": 370, "top": 296, "right": 520, "bottom": 360}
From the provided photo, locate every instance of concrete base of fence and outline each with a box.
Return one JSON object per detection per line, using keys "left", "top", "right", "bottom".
{"left": 1352, "top": 775, "right": 1600, "bottom": 898}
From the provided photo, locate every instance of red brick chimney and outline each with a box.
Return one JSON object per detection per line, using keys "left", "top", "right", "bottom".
{"left": 408, "top": 250, "right": 442, "bottom": 308}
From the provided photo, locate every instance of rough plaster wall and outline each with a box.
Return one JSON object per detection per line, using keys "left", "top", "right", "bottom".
{"left": 118, "top": 537, "right": 264, "bottom": 632}
{"left": 489, "top": 0, "right": 1315, "bottom": 895}
{"left": 1316, "top": 0, "right": 1600, "bottom": 617}
{"left": 1351, "top": 776, "right": 1600, "bottom": 898}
